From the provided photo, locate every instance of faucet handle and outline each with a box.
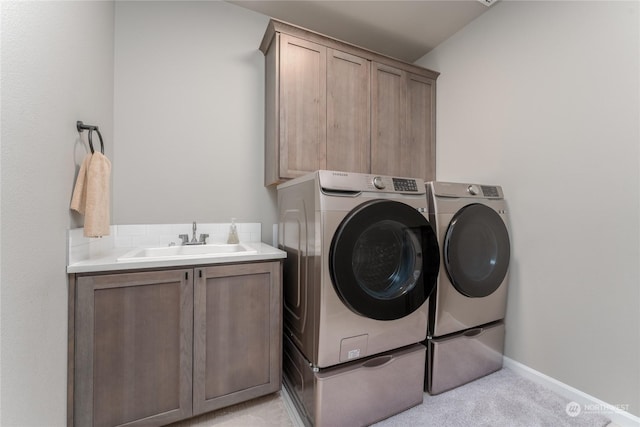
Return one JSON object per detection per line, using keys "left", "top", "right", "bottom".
{"left": 178, "top": 234, "right": 189, "bottom": 245}
{"left": 191, "top": 221, "right": 198, "bottom": 243}
{"left": 199, "top": 233, "right": 209, "bottom": 244}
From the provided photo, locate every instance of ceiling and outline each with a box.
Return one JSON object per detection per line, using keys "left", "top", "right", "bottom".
{"left": 228, "top": 0, "right": 494, "bottom": 63}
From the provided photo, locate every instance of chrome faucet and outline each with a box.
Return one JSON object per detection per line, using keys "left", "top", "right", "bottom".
{"left": 179, "top": 222, "right": 208, "bottom": 245}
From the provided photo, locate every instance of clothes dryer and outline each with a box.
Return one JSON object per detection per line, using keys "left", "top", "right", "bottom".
{"left": 278, "top": 170, "right": 440, "bottom": 369}
{"left": 425, "top": 181, "right": 511, "bottom": 394}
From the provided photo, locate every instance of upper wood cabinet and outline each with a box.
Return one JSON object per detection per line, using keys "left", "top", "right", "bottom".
{"left": 371, "top": 63, "right": 436, "bottom": 180}
{"left": 326, "top": 48, "right": 371, "bottom": 174}
{"left": 260, "top": 20, "right": 438, "bottom": 186}
{"left": 277, "top": 34, "right": 327, "bottom": 178}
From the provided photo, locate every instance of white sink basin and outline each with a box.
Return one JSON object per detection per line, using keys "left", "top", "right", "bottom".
{"left": 117, "top": 243, "right": 258, "bottom": 262}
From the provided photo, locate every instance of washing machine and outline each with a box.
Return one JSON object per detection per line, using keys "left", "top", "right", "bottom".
{"left": 425, "top": 181, "right": 511, "bottom": 395}
{"left": 278, "top": 170, "right": 440, "bottom": 369}
{"left": 278, "top": 170, "right": 440, "bottom": 425}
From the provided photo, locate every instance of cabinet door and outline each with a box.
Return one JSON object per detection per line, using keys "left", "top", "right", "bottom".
{"left": 371, "top": 63, "right": 436, "bottom": 181}
{"left": 75, "top": 270, "right": 193, "bottom": 427}
{"left": 326, "top": 49, "right": 370, "bottom": 173}
{"left": 405, "top": 72, "right": 436, "bottom": 181}
{"left": 371, "top": 62, "right": 406, "bottom": 177}
{"left": 193, "top": 262, "right": 282, "bottom": 415}
{"left": 279, "top": 34, "right": 327, "bottom": 179}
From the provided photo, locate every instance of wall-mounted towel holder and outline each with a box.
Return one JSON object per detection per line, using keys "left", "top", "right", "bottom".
{"left": 76, "top": 121, "right": 104, "bottom": 154}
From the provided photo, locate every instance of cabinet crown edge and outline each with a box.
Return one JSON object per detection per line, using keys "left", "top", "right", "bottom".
{"left": 259, "top": 18, "right": 440, "bottom": 80}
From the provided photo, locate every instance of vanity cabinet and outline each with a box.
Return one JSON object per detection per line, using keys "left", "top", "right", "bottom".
{"left": 260, "top": 19, "right": 438, "bottom": 186}
{"left": 193, "top": 262, "right": 282, "bottom": 415}
{"left": 69, "top": 261, "right": 282, "bottom": 427}
{"left": 72, "top": 269, "right": 194, "bottom": 427}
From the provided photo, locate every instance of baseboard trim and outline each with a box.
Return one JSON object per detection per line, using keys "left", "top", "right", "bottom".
{"left": 503, "top": 357, "right": 639, "bottom": 427}
{"left": 280, "top": 385, "right": 305, "bottom": 427}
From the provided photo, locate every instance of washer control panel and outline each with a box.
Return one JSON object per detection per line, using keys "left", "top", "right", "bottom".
{"left": 392, "top": 178, "right": 419, "bottom": 192}
{"left": 316, "top": 170, "right": 425, "bottom": 194}
{"left": 368, "top": 176, "right": 421, "bottom": 193}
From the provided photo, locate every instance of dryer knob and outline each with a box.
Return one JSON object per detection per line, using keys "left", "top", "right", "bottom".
{"left": 467, "top": 184, "right": 481, "bottom": 195}
{"left": 373, "top": 176, "right": 385, "bottom": 190}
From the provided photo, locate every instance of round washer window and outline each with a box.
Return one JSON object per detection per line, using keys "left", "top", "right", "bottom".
{"left": 330, "top": 199, "right": 439, "bottom": 320}
{"left": 351, "top": 219, "right": 422, "bottom": 300}
{"left": 444, "top": 203, "right": 510, "bottom": 298}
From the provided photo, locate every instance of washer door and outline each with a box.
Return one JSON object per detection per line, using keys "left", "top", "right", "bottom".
{"left": 444, "top": 204, "right": 510, "bottom": 298}
{"left": 329, "top": 199, "right": 439, "bottom": 321}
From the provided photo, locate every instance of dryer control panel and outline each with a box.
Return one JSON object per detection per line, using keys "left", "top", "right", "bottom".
{"left": 429, "top": 181, "right": 504, "bottom": 199}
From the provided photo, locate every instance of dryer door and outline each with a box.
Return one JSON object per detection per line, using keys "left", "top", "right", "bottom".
{"left": 329, "top": 199, "right": 440, "bottom": 321}
{"left": 444, "top": 204, "right": 511, "bottom": 298}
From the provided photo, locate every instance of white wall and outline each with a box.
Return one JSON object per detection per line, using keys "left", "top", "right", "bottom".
{"left": 2, "top": 0, "right": 637, "bottom": 424}
{"left": 0, "top": 1, "right": 114, "bottom": 425}
{"left": 417, "top": 0, "right": 640, "bottom": 416}
{"left": 113, "top": 1, "right": 275, "bottom": 242}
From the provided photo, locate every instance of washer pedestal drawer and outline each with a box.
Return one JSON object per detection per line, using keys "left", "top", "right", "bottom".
{"left": 427, "top": 321, "right": 505, "bottom": 395}
{"left": 284, "top": 335, "right": 425, "bottom": 427}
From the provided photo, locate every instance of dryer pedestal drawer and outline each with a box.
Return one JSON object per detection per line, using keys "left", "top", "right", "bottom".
{"left": 427, "top": 321, "right": 504, "bottom": 395}
{"left": 284, "top": 335, "right": 425, "bottom": 427}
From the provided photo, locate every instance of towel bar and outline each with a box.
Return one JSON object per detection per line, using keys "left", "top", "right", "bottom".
{"left": 76, "top": 121, "right": 104, "bottom": 154}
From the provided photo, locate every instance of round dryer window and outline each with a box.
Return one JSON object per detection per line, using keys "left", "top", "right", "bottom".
{"left": 444, "top": 203, "right": 511, "bottom": 298}
{"left": 329, "top": 199, "right": 440, "bottom": 321}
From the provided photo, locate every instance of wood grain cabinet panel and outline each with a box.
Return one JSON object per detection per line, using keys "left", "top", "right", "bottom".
{"left": 371, "top": 64, "right": 436, "bottom": 180}
{"left": 327, "top": 49, "right": 371, "bottom": 173}
{"left": 405, "top": 72, "right": 436, "bottom": 182}
{"left": 271, "top": 34, "right": 327, "bottom": 183}
{"left": 193, "top": 262, "right": 282, "bottom": 415}
{"left": 74, "top": 270, "right": 193, "bottom": 427}
{"left": 371, "top": 62, "right": 406, "bottom": 177}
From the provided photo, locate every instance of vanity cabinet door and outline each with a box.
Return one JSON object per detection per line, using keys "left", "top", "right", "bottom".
{"left": 193, "top": 262, "right": 282, "bottom": 415}
{"left": 74, "top": 269, "right": 193, "bottom": 427}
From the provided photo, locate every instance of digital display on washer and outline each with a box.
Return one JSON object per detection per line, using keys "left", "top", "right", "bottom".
{"left": 481, "top": 186, "right": 500, "bottom": 197}
{"left": 392, "top": 178, "right": 418, "bottom": 192}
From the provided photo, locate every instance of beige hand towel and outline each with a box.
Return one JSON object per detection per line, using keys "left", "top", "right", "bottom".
{"left": 70, "top": 153, "right": 91, "bottom": 214}
{"left": 70, "top": 152, "right": 111, "bottom": 237}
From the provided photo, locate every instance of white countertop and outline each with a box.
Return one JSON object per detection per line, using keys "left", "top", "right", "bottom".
{"left": 67, "top": 242, "right": 286, "bottom": 274}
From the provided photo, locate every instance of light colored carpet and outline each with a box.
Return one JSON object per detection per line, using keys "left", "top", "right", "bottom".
{"left": 372, "top": 368, "right": 611, "bottom": 427}
{"left": 168, "top": 368, "right": 612, "bottom": 426}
